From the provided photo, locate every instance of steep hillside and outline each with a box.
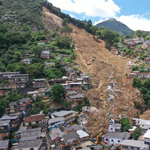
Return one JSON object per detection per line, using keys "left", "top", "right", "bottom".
{"left": 96, "top": 18, "right": 134, "bottom": 36}
{"left": 42, "top": 7, "right": 145, "bottom": 137}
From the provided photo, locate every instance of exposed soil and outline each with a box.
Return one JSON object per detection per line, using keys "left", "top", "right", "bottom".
{"left": 42, "top": 7, "right": 145, "bottom": 138}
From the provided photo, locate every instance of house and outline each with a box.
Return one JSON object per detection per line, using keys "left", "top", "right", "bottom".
{"left": 132, "top": 118, "right": 150, "bottom": 133}
{"left": 33, "top": 79, "right": 46, "bottom": 89}
{"left": 69, "top": 72, "right": 77, "bottom": 79}
{"left": 92, "top": 145, "right": 104, "bottom": 150}
{"left": 51, "top": 110, "right": 79, "bottom": 126}
{"left": 69, "top": 94, "right": 85, "bottom": 107}
{"left": 61, "top": 83, "right": 70, "bottom": 91}
{"left": 5, "top": 102, "right": 20, "bottom": 114}
{"left": 127, "top": 73, "right": 138, "bottom": 78}
{"left": 27, "top": 88, "right": 51, "bottom": 99}
{"left": 102, "top": 132, "right": 130, "bottom": 147}
{"left": 15, "top": 126, "right": 27, "bottom": 138}
{"left": 143, "top": 129, "right": 150, "bottom": 145}
{"left": 15, "top": 139, "right": 43, "bottom": 150}
{"left": 21, "top": 59, "right": 32, "bottom": 64}
{"left": 66, "top": 91, "right": 77, "bottom": 97}
{"left": 2, "top": 72, "right": 29, "bottom": 88}
{"left": 19, "top": 98, "right": 32, "bottom": 115}
{"left": 49, "top": 78, "right": 66, "bottom": 86}
{"left": 76, "top": 130, "right": 89, "bottom": 141}
{"left": 69, "top": 82, "right": 82, "bottom": 91}
{"left": 120, "top": 140, "right": 149, "bottom": 150}
{"left": 0, "top": 113, "right": 22, "bottom": 130}
{"left": 62, "top": 131, "right": 80, "bottom": 146}
{"left": 49, "top": 128, "right": 65, "bottom": 142}
{"left": 0, "top": 120, "right": 10, "bottom": 140}
{"left": 48, "top": 117, "right": 65, "bottom": 130}
{"left": 0, "top": 140, "right": 9, "bottom": 150}
{"left": 145, "top": 57, "right": 150, "bottom": 63}
{"left": 142, "top": 40, "right": 150, "bottom": 49}
{"left": 128, "top": 126, "right": 137, "bottom": 135}
{"left": 20, "top": 128, "right": 45, "bottom": 141}
{"left": 45, "top": 62, "right": 55, "bottom": 69}
{"left": 24, "top": 114, "right": 46, "bottom": 127}
{"left": 64, "top": 67, "right": 74, "bottom": 75}
{"left": 40, "top": 50, "right": 51, "bottom": 59}
{"left": 138, "top": 73, "right": 150, "bottom": 79}
{"left": 63, "top": 126, "right": 74, "bottom": 133}
{"left": 108, "top": 123, "right": 121, "bottom": 132}
{"left": 71, "top": 124, "right": 89, "bottom": 133}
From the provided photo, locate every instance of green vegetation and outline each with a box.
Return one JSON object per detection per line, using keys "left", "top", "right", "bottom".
{"left": 133, "top": 78, "right": 150, "bottom": 112}
{"left": 120, "top": 118, "right": 132, "bottom": 132}
{"left": 72, "top": 96, "right": 90, "bottom": 112}
{"left": 0, "top": 91, "right": 23, "bottom": 117}
{"left": 0, "top": 0, "right": 44, "bottom": 30}
{"left": 133, "top": 127, "right": 142, "bottom": 140}
{"left": 96, "top": 18, "right": 134, "bottom": 36}
{"left": 52, "top": 84, "right": 66, "bottom": 102}
{"left": 134, "top": 30, "right": 148, "bottom": 38}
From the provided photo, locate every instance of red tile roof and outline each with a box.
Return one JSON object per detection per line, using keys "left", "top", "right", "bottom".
{"left": 24, "top": 114, "right": 45, "bottom": 123}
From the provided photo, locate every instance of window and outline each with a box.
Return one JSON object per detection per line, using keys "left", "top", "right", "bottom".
{"left": 111, "top": 128, "right": 113, "bottom": 130}
{"left": 106, "top": 139, "right": 108, "bottom": 141}
{"left": 122, "top": 146, "right": 128, "bottom": 149}
{"left": 111, "top": 139, "right": 113, "bottom": 142}
{"left": 118, "top": 140, "right": 120, "bottom": 142}
{"left": 131, "top": 147, "right": 134, "bottom": 149}
{"left": 30, "top": 148, "right": 34, "bottom": 150}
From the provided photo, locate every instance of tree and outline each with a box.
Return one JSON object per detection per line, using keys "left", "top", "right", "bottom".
{"left": 61, "top": 18, "right": 69, "bottom": 26}
{"left": 132, "top": 65, "right": 139, "bottom": 71}
{"left": 132, "top": 77, "right": 141, "bottom": 88}
{"left": 133, "top": 127, "right": 142, "bottom": 140}
{"left": 60, "top": 25, "right": 73, "bottom": 34}
{"left": 52, "top": 84, "right": 65, "bottom": 102}
{"left": 120, "top": 118, "right": 132, "bottom": 131}
{"left": 135, "top": 30, "right": 148, "bottom": 38}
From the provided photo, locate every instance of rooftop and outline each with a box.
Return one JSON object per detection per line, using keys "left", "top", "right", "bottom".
{"left": 16, "top": 126, "right": 27, "bottom": 134}
{"left": 62, "top": 131, "right": 79, "bottom": 143}
{"left": 120, "top": 140, "right": 149, "bottom": 149}
{"left": 103, "top": 132, "right": 130, "bottom": 140}
{"left": 52, "top": 110, "right": 77, "bottom": 117}
{"left": 48, "top": 117, "right": 65, "bottom": 124}
{"left": 16, "top": 139, "right": 42, "bottom": 149}
{"left": 69, "top": 94, "right": 84, "bottom": 99}
{"left": 76, "top": 130, "right": 89, "bottom": 138}
{"left": 71, "top": 124, "right": 85, "bottom": 131}
{"left": 0, "top": 120, "right": 10, "bottom": 126}
{"left": 0, "top": 115, "right": 18, "bottom": 120}
{"left": 0, "top": 140, "right": 9, "bottom": 149}
{"left": 20, "top": 98, "right": 30, "bottom": 103}
{"left": 24, "top": 114, "right": 45, "bottom": 123}
{"left": 144, "top": 129, "right": 150, "bottom": 138}
{"left": 49, "top": 128, "right": 65, "bottom": 141}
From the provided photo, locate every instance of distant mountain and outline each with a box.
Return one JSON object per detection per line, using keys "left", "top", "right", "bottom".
{"left": 96, "top": 18, "right": 134, "bottom": 36}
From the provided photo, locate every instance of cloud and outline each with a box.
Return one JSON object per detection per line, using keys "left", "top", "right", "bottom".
{"left": 48, "top": 0, "right": 120, "bottom": 18}
{"left": 94, "top": 19, "right": 106, "bottom": 25}
{"left": 69, "top": 14, "right": 75, "bottom": 18}
{"left": 116, "top": 14, "right": 150, "bottom": 31}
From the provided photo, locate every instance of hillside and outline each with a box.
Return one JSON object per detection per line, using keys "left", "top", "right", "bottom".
{"left": 96, "top": 18, "right": 134, "bottom": 36}
{"left": 42, "top": 7, "right": 145, "bottom": 137}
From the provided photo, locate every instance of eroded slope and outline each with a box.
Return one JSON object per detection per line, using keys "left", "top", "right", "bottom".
{"left": 42, "top": 7, "right": 144, "bottom": 137}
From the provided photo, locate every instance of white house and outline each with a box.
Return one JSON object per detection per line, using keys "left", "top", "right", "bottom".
{"left": 102, "top": 132, "right": 130, "bottom": 147}
{"left": 21, "top": 59, "right": 32, "bottom": 64}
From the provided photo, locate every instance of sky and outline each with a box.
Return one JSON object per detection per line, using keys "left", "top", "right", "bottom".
{"left": 48, "top": 0, "right": 150, "bottom": 31}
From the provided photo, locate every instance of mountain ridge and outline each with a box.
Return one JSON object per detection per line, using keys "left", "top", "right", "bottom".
{"left": 96, "top": 18, "right": 134, "bottom": 36}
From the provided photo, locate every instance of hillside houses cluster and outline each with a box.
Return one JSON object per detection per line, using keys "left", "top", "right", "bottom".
{"left": 112, "top": 36, "right": 150, "bottom": 59}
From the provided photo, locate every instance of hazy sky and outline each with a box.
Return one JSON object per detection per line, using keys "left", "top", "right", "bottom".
{"left": 48, "top": 0, "right": 150, "bottom": 31}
